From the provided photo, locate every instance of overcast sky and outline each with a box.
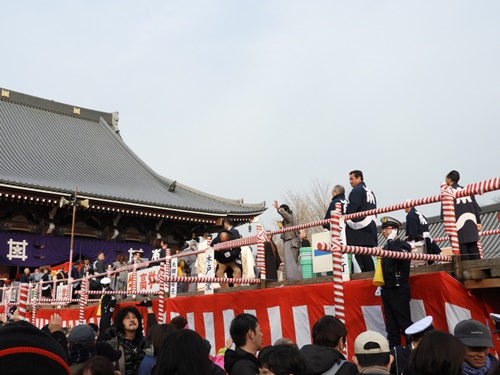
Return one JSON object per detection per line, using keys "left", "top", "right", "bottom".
{"left": 3, "top": 1, "right": 499, "bottom": 229}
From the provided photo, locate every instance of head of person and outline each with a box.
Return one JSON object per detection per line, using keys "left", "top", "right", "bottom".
{"left": 381, "top": 216, "right": 402, "bottom": 239}
{"left": 74, "top": 355, "right": 115, "bottom": 375}
{"left": 405, "top": 316, "right": 434, "bottom": 348}
{"left": 312, "top": 315, "right": 347, "bottom": 351}
{"left": 115, "top": 253, "right": 128, "bottom": 264}
{"left": 170, "top": 315, "right": 188, "bottom": 330}
{"left": 349, "top": 170, "right": 364, "bottom": 187}
{"left": 408, "top": 330, "right": 465, "bottom": 375}
{"left": 258, "top": 344, "right": 306, "bottom": 375}
{"left": 153, "top": 238, "right": 162, "bottom": 249}
{"left": 43, "top": 267, "right": 49, "bottom": 274}
{"left": 353, "top": 330, "right": 392, "bottom": 371}
{"left": 100, "top": 277, "right": 111, "bottom": 288}
{"left": 273, "top": 337, "right": 297, "bottom": 347}
{"left": 219, "top": 231, "right": 231, "bottom": 243}
{"left": 279, "top": 204, "right": 291, "bottom": 214}
{"left": 34, "top": 268, "right": 40, "bottom": 273}
{"left": 97, "top": 252, "right": 105, "bottom": 261}
{"left": 230, "top": 313, "right": 263, "bottom": 353}
{"left": 403, "top": 199, "right": 413, "bottom": 213}
{"left": 189, "top": 240, "right": 197, "bottom": 250}
{"left": 114, "top": 306, "right": 143, "bottom": 338}
{"left": 68, "top": 324, "right": 96, "bottom": 353}
{"left": 84, "top": 259, "right": 90, "bottom": 265}
{"left": 332, "top": 184, "right": 345, "bottom": 197}
{"left": 446, "top": 170, "right": 460, "bottom": 186}
{"left": 144, "top": 323, "right": 175, "bottom": 357}
{"left": 223, "top": 219, "right": 234, "bottom": 230}
{"left": 454, "top": 319, "right": 494, "bottom": 369}
{"left": 0, "top": 320, "right": 70, "bottom": 375}
{"left": 154, "top": 329, "right": 210, "bottom": 375}
{"left": 299, "top": 229, "right": 308, "bottom": 240}
{"left": 132, "top": 251, "right": 141, "bottom": 259}
{"left": 24, "top": 268, "right": 30, "bottom": 274}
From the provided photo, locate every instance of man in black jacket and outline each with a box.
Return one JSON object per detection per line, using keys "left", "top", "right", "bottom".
{"left": 225, "top": 313, "right": 262, "bottom": 375}
{"left": 214, "top": 231, "right": 242, "bottom": 289}
{"left": 380, "top": 216, "right": 413, "bottom": 348}
{"left": 345, "top": 170, "right": 377, "bottom": 272}
{"left": 300, "top": 315, "right": 358, "bottom": 375}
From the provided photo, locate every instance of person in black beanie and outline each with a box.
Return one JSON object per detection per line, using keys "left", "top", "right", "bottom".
{"left": 0, "top": 320, "right": 70, "bottom": 375}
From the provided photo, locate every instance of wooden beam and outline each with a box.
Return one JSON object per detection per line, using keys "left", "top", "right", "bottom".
{"left": 464, "top": 278, "right": 500, "bottom": 290}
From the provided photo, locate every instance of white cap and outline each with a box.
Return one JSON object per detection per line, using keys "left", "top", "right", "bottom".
{"left": 405, "top": 316, "right": 433, "bottom": 340}
{"left": 491, "top": 313, "right": 500, "bottom": 334}
{"left": 354, "top": 331, "right": 390, "bottom": 354}
{"left": 100, "top": 277, "right": 111, "bottom": 285}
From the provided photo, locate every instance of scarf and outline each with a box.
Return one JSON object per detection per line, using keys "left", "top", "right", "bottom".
{"left": 462, "top": 355, "right": 495, "bottom": 375}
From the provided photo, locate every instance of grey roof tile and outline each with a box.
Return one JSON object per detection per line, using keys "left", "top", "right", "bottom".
{"left": 0, "top": 90, "right": 266, "bottom": 216}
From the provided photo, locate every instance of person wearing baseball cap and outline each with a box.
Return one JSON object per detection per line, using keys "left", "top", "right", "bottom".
{"left": 454, "top": 319, "right": 498, "bottom": 375}
{"left": 379, "top": 216, "right": 413, "bottom": 348}
{"left": 68, "top": 324, "right": 96, "bottom": 373}
{"left": 353, "top": 330, "right": 392, "bottom": 374}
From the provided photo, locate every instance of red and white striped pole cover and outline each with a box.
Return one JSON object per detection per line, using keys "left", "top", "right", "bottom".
{"left": 331, "top": 203, "right": 345, "bottom": 323}
{"left": 440, "top": 182, "right": 460, "bottom": 256}
{"left": 18, "top": 283, "right": 29, "bottom": 321}
{"left": 256, "top": 225, "right": 266, "bottom": 280}
{"left": 158, "top": 261, "right": 166, "bottom": 324}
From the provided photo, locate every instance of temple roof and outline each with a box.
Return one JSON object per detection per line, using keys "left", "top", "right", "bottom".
{"left": 0, "top": 87, "right": 266, "bottom": 218}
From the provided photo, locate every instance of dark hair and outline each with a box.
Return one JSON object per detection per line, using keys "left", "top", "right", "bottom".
{"left": 279, "top": 204, "right": 291, "bottom": 214}
{"left": 170, "top": 316, "right": 188, "bottom": 330}
{"left": 114, "top": 306, "right": 143, "bottom": 338}
{"left": 146, "top": 324, "right": 175, "bottom": 356}
{"left": 446, "top": 170, "right": 460, "bottom": 184}
{"left": 153, "top": 239, "right": 162, "bottom": 248}
{"left": 408, "top": 330, "right": 465, "bottom": 375}
{"left": 224, "top": 218, "right": 234, "bottom": 226}
{"left": 153, "top": 329, "right": 210, "bottom": 375}
{"left": 74, "top": 355, "right": 115, "bottom": 375}
{"left": 356, "top": 353, "right": 391, "bottom": 368}
{"left": 230, "top": 313, "right": 259, "bottom": 347}
{"left": 258, "top": 345, "right": 306, "bottom": 375}
{"left": 312, "top": 315, "right": 347, "bottom": 348}
{"left": 349, "top": 170, "right": 364, "bottom": 181}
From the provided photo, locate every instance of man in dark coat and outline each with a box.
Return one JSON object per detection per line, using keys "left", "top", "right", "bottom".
{"left": 345, "top": 170, "right": 377, "bottom": 272}
{"left": 224, "top": 313, "right": 262, "bottom": 375}
{"left": 405, "top": 205, "right": 441, "bottom": 254}
{"left": 323, "top": 184, "right": 349, "bottom": 229}
{"left": 444, "top": 170, "right": 482, "bottom": 260}
{"left": 300, "top": 315, "right": 358, "bottom": 375}
{"left": 380, "top": 216, "right": 413, "bottom": 348}
{"left": 214, "top": 231, "right": 242, "bottom": 288}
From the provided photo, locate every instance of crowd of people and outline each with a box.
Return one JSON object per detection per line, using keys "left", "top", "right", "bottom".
{"left": 1, "top": 309, "right": 499, "bottom": 375}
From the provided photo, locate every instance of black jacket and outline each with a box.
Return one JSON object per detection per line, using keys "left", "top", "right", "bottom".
{"left": 382, "top": 239, "right": 411, "bottom": 288}
{"left": 346, "top": 182, "right": 378, "bottom": 246}
{"left": 224, "top": 347, "right": 259, "bottom": 375}
{"left": 323, "top": 193, "right": 349, "bottom": 229}
{"left": 300, "top": 344, "right": 358, "bottom": 375}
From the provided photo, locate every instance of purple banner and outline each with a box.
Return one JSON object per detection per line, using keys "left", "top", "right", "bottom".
{"left": 0, "top": 232, "right": 153, "bottom": 267}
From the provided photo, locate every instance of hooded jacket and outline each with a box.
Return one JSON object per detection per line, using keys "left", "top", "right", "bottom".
{"left": 300, "top": 344, "right": 358, "bottom": 375}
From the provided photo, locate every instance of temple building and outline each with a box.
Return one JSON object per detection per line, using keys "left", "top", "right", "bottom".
{"left": 0, "top": 87, "right": 266, "bottom": 278}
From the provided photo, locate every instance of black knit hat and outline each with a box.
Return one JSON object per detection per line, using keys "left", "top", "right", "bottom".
{"left": 0, "top": 320, "right": 70, "bottom": 375}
